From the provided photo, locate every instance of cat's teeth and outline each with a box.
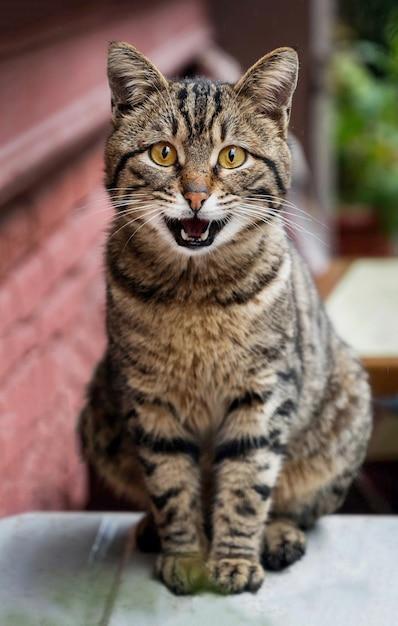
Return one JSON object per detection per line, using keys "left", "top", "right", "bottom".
{"left": 181, "top": 225, "right": 210, "bottom": 242}
{"left": 200, "top": 224, "right": 210, "bottom": 240}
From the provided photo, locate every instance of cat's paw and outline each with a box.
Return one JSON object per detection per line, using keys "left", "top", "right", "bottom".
{"left": 262, "top": 520, "right": 306, "bottom": 571}
{"left": 156, "top": 553, "right": 207, "bottom": 595}
{"left": 207, "top": 557, "right": 265, "bottom": 594}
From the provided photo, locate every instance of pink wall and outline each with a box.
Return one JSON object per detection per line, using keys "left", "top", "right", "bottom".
{"left": 0, "top": 0, "right": 211, "bottom": 516}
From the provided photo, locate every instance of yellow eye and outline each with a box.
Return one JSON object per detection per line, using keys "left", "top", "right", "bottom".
{"left": 218, "top": 145, "right": 246, "bottom": 169}
{"left": 150, "top": 142, "right": 178, "bottom": 167}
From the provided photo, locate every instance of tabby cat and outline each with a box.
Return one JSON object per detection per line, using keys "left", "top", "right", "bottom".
{"left": 79, "top": 42, "right": 371, "bottom": 595}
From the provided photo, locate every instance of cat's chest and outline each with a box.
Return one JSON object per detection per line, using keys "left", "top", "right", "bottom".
{"left": 151, "top": 304, "right": 260, "bottom": 429}
{"left": 165, "top": 306, "right": 246, "bottom": 375}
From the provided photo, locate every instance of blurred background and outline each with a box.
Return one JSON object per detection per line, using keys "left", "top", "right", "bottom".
{"left": 0, "top": 0, "right": 397, "bottom": 518}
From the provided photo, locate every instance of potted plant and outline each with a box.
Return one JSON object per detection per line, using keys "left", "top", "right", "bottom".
{"left": 332, "top": 15, "right": 398, "bottom": 255}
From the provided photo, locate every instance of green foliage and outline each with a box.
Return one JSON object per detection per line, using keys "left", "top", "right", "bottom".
{"left": 339, "top": 0, "right": 398, "bottom": 47}
{"left": 333, "top": 10, "right": 398, "bottom": 233}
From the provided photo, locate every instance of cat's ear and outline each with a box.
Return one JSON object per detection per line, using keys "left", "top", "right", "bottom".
{"left": 234, "top": 47, "right": 298, "bottom": 122}
{"left": 107, "top": 41, "right": 168, "bottom": 118}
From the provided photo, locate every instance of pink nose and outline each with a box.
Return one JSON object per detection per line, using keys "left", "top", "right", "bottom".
{"left": 184, "top": 191, "right": 209, "bottom": 212}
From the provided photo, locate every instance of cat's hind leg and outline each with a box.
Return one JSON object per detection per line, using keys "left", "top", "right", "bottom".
{"left": 78, "top": 358, "right": 149, "bottom": 509}
{"left": 262, "top": 517, "right": 306, "bottom": 571}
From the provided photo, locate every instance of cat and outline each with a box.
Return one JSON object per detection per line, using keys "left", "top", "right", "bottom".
{"left": 79, "top": 42, "right": 372, "bottom": 595}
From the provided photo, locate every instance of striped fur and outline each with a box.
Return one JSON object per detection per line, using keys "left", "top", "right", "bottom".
{"left": 79, "top": 43, "right": 371, "bottom": 595}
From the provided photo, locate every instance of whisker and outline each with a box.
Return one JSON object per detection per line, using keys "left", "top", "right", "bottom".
{"left": 111, "top": 193, "right": 153, "bottom": 204}
{"left": 74, "top": 202, "right": 159, "bottom": 219}
{"left": 230, "top": 207, "right": 274, "bottom": 227}
{"left": 231, "top": 206, "right": 328, "bottom": 247}
{"left": 107, "top": 191, "right": 153, "bottom": 199}
{"left": 244, "top": 195, "right": 328, "bottom": 229}
{"left": 111, "top": 207, "right": 160, "bottom": 229}
{"left": 112, "top": 204, "right": 161, "bottom": 216}
{"left": 238, "top": 205, "right": 310, "bottom": 227}
{"left": 239, "top": 204, "right": 313, "bottom": 223}
{"left": 244, "top": 203, "right": 329, "bottom": 242}
{"left": 232, "top": 212, "right": 275, "bottom": 237}
{"left": 76, "top": 198, "right": 159, "bottom": 212}
{"left": 245, "top": 193, "right": 308, "bottom": 212}
{"left": 244, "top": 197, "right": 313, "bottom": 218}
{"left": 111, "top": 193, "right": 156, "bottom": 203}
{"left": 72, "top": 195, "right": 155, "bottom": 214}
{"left": 107, "top": 185, "right": 148, "bottom": 193}
{"left": 121, "top": 212, "right": 161, "bottom": 253}
{"left": 109, "top": 207, "right": 160, "bottom": 241}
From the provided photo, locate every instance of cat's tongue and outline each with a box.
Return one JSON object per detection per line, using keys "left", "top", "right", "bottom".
{"left": 181, "top": 217, "right": 210, "bottom": 238}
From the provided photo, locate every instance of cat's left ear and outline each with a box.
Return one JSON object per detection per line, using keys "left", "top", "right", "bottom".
{"left": 107, "top": 41, "right": 168, "bottom": 120}
{"left": 234, "top": 47, "right": 298, "bottom": 126}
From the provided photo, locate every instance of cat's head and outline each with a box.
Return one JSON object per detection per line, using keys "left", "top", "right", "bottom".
{"left": 106, "top": 42, "right": 298, "bottom": 256}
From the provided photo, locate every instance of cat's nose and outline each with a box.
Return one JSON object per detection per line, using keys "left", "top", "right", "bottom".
{"left": 184, "top": 190, "right": 209, "bottom": 213}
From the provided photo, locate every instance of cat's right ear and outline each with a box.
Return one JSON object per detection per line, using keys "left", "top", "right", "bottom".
{"left": 234, "top": 47, "right": 298, "bottom": 127}
{"left": 107, "top": 42, "right": 168, "bottom": 120}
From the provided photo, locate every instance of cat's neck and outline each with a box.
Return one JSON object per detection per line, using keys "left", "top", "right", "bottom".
{"left": 107, "top": 218, "right": 289, "bottom": 306}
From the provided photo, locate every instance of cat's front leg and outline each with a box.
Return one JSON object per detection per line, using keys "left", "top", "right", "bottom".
{"left": 208, "top": 394, "right": 292, "bottom": 594}
{"left": 132, "top": 400, "right": 205, "bottom": 594}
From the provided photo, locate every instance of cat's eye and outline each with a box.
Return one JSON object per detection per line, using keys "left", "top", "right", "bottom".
{"left": 218, "top": 145, "right": 246, "bottom": 169}
{"left": 150, "top": 142, "right": 178, "bottom": 167}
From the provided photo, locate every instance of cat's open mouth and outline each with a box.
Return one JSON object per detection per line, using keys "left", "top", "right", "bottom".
{"left": 164, "top": 216, "right": 227, "bottom": 249}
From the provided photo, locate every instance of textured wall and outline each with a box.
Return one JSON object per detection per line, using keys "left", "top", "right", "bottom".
{"left": 0, "top": 143, "right": 109, "bottom": 516}
{"left": 0, "top": 0, "right": 211, "bottom": 517}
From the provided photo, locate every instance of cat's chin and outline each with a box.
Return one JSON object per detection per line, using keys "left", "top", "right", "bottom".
{"left": 163, "top": 216, "right": 228, "bottom": 251}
